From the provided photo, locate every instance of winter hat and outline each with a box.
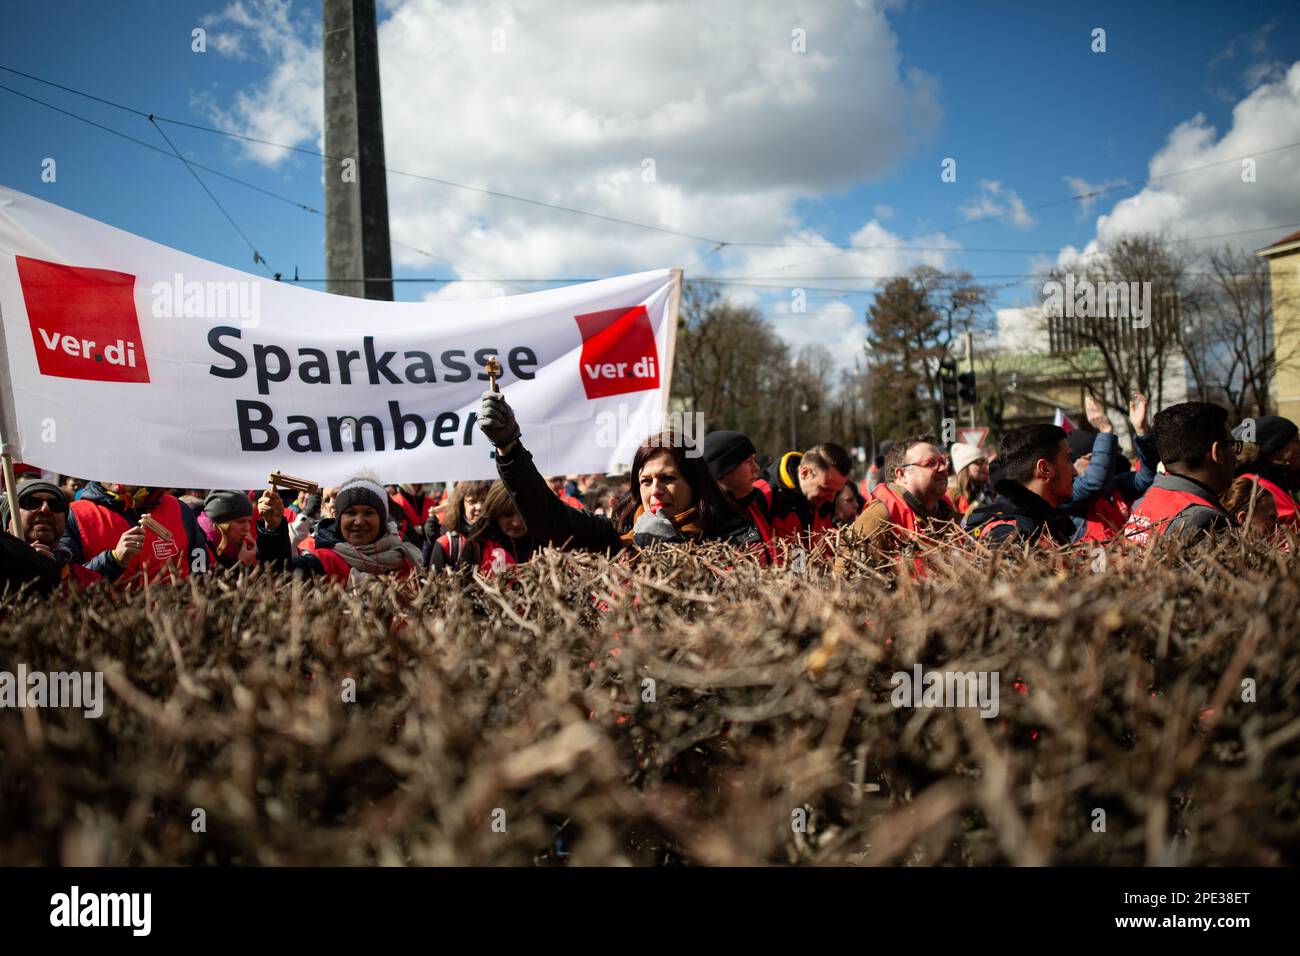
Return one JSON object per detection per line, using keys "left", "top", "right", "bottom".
{"left": 1233, "top": 415, "right": 1298, "bottom": 457}
{"left": 949, "top": 442, "right": 987, "bottom": 477}
{"left": 334, "top": 477, "right": 390, "bottom": 522}
{"left": 703, "top": 430, "right": 757, "bottom": 480}
{"left": 0, "top": 479, "right": 65, "bottom": 533}
{"left": 203, "top": 490, "right": 255, "bottom": 525}
{"left": 1067, "top": 429, "right": 1098, "bottom": 461}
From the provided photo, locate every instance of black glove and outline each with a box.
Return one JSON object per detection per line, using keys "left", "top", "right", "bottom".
{"left": 478, "top": 390, "right": 521, "bottom": 448}
{"left": 423, "top": 510, "right": 441, "bottom": 543}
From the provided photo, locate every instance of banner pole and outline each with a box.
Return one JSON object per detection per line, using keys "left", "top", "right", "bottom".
{"left": 2, "top": 452, "right": 20, "bottom": 538}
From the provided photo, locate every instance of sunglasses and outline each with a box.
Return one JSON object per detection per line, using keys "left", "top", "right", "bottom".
{"left": 19, "top": 493, "right": 68, "bottom": 514}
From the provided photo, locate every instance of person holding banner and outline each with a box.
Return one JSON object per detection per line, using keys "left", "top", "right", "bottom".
{"left": 58, "top": 482, "right": 211, "bottom": 586}
{"left": 264, "top": 475, "right": 423, "bottom": 582}
{"left": 477, "top": 391, "right": 760, "bottom": 553}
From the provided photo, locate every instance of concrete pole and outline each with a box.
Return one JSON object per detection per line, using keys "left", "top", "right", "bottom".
{"left": 323, "top": 0, "right": 394, "bottom": 300}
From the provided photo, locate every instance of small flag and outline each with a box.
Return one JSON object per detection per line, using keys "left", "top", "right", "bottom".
{"left": 1053, "top": 408, "right": 1077, "bottom": 433}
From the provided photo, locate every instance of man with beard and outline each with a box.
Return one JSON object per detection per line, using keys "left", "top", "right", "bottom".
{"left": 0, "top": 479, "right": 101, "bottom": 588}
{"left": 838, "top": 436, "right": 957, "bottom": 573}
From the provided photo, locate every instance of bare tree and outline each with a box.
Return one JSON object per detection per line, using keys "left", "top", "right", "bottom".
{"left": 1183, "top": 244, "right": 1298, "bottom": 420}
{"left": 1041, "top": 233, "right": 1191, "bottom": 418}
{"left": 671, "top": 282, "right": 793, "bottom": 453}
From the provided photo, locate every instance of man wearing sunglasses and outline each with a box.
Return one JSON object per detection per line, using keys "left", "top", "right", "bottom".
{"left": 839, "top": 436, "right": 957, "bottom": 570}
{"left": 1123, "top": 402, "right": 1239, "bottom": 544}
{"left": 0, "top": 479, "right": 101, "bottom": 588}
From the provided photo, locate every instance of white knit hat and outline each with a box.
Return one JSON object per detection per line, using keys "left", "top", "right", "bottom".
{"left": 949, "top": 442, "right": 987, "bottom": 477}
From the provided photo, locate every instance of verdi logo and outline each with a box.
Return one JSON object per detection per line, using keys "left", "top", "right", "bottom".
{"left": 574, "top": 304, "right": 661, "bottom": 400}
{"left": 17, "top": 256, "right": 151, "bottom": 384}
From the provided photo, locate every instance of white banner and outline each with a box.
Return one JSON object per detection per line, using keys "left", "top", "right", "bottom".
{"left": 0, "top": 186, "right": 680, "bottom": 488}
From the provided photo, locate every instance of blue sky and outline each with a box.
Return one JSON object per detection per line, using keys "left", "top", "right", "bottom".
{"left": 1, "top": 0, "right": 1297, "bottom": 366}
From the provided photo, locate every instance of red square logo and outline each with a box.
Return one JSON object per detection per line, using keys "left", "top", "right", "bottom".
{"left": 574, "top": 304, "right": 660, "bottom": 400}
{"left": 17, "top": 255, "right": 150, "bottom": 384}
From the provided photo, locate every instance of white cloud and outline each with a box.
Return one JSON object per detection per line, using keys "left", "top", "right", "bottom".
{"left": 1081, "top": 60, "right": 1300, "bottom": 257}
{"left": 200, "top": 0, "right": 322, "bottom": 165}
{"left": 200, "top": 0, "right": 943, "bottom": 275}
{"left": 958, "top": 180, "right": 1035, "bottom": 230}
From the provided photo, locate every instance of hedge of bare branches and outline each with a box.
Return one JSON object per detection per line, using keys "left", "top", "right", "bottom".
{"left": 1, "top": 534, "right": 1297, "bottom": 866}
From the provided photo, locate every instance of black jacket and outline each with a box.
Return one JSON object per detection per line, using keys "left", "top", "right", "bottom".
{"left": 1, "top": 530, "right": 61, "bottom": 596}
{"left": 496, "top": 441, "right": 759, "bottom": 554}
{"left": 963, "top": 479, "right": 1077, "bottom": 546}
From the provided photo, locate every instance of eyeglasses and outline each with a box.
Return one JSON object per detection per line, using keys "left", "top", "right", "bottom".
{"left": 1231, "top": 440, "right": 1244, "bottom": 455}
{"left": 902, "top": 457, "right": 950, "bottom": 472}
{"left": 19, "top": 493, "right": 68, "bottom": 514}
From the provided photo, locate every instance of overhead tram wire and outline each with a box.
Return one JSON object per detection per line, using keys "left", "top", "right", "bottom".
{"left": 3, "top": 65, "right": 1298, "bottom": 298}
{"left": 0, "top": 80, "right": 516, "bottom": 290}
{"left": 147, "top": 115, "right": 274, "bottom": 276}
{"left": 9, "top": 64, "right": 1296, "bottom": 260}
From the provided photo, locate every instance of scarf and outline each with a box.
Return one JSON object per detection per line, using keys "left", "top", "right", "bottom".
{"left": 618, "top": 505, "right": 705, "bottom": 546}
{"left": 331, "top": 530, "right": 423, "bottom": 576}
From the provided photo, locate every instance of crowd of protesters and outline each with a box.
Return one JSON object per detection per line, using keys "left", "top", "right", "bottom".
{"left": 3, "top": 386, "right": 1298, "bottom": 595}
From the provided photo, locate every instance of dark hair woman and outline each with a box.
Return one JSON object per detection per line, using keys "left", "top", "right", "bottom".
{"left": 476, "top": 391, "right": 760, "bottom": 553}
{"left": 425, "top": 478, "right": 493, "bottom": 571}
{"left": 461, "top": 481, "right": 536, "bottom": 574}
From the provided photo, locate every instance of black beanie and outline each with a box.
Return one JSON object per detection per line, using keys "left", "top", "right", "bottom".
{"left": 334, "top": 478, "right": 389, "bottom": 523}
{"left": 203, "top": 490, "right": 255, "bottom": 524}
{"left": 1067, "top": 429, "right": 1098, "bottom": 461}
{"left": 703, "top": 430, "right": 757, "bottom": 480}
{"left": 1233, "top": 415, "right": 1299, "bottom": 456}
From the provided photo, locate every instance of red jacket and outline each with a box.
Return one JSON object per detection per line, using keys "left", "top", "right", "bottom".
{"left": 1123, "top": 486, "right": 1215, "bottom": 544}
{"left": 70, "top": 493, "right": 190, "bottom": 586}
{"left": 1080, "top": 489, "right": 1130, "bottom": 543}
{"left": 1240, "top": 473, "right": 1298, "bottom": 529}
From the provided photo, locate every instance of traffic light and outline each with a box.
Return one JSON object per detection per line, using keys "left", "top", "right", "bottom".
{"left": 938, "top": 358, "right": 958, "bottom": 421}
{"left": 958, "top": 371, "right": 976, "bottom": 405}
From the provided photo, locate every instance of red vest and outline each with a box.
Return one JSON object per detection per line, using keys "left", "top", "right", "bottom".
{"left": 71, "top": 494, "right": 191, "bottom": 586}
{"left": 313, "top": 546, "right": 416, "bottom": 581}
{"left": 480, "top": 540, "right": 520, "bottom": 575}
{"left": 1241, "top": 474, "right": 1298, "bottom": 529}
{"left": 1081, "top": 489, "right": 1130, "bottom": 543}
{"left": 392, "top": 491, "right": 434, "bottom": 530}
{"left": 746, "top": 498, "right": 774, "bottom": 551}
{"left": 869, "top": 484, "right": 920, "bottom": 536}
{"left": 867, "top": 484, "right": 931, "bottom": 574}
{"left": 313, "top": 548, "right": 353, "bottom": 581}
{"left": 1122, "top": 486, "right": 1212, "bottom": 545}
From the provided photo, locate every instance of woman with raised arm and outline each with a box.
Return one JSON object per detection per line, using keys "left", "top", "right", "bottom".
{"left": 476, "top": 390, "right": 760, "bottom": 554}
